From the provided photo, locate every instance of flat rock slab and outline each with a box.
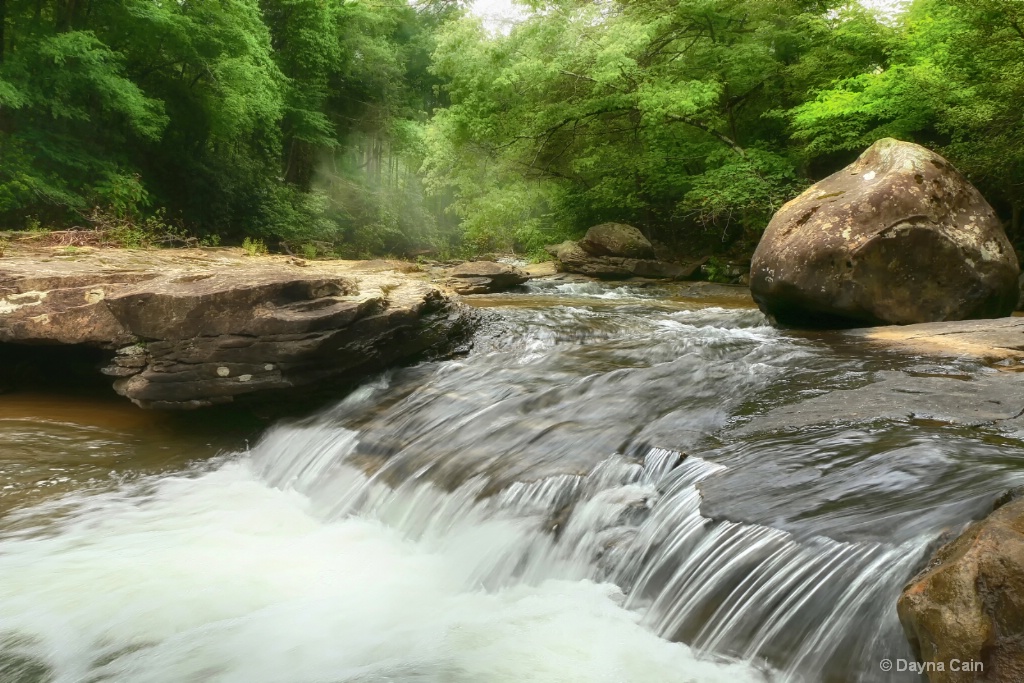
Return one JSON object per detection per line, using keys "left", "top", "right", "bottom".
{"left": 737, "top": 370, "right": 1024, "bottom": 435}
{"left": 0, "top": 248, "right": 477, "bottom": 409}
{"left": 734, "top": 317, "right": 1024, "bottom": 435}
{"left": 847, "top": 316, "right": 1024, "bottom": 361}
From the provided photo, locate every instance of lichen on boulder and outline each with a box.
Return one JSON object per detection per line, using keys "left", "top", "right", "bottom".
{"left": 750, "top": 139, "right": 1020, "bottom": 327}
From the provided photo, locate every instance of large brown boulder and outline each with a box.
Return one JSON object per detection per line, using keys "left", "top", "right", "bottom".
{"left": 898, "top": 492, "right": 1024, "bottom": 682}
{"left": 580, "top": 223, "right": 655, "bottom": 259}
{"left": 0, "top": 248, "right": 477, "bottom": 409}
{"left": 751, "top": 139, "right": 1020, "bottom": 327}
{"left": 446, "top": 260, "right": 529, "bottom": 294}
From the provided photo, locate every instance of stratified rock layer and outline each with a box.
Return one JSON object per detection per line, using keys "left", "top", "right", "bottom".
{"left": 751, "top": 139, "right": 1020, "bottom": 327}
{"left": 579, "top": 222, "right": 655, "bottom": 259}
{"left": 0, "top": 249, "right": 477, "bottom": 408}
{"left": 446, "top": 261, "right": 529, "bottom": 294}
{"left": 546, "top": 223, "right": 700, "bottom": 280}
{"left": 898, "top": 494, "right": 1024, "bottom": 683}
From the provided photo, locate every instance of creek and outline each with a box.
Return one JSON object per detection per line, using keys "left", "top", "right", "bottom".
{"left": 2, "top": 280, "right": 1022, "bottom": 683}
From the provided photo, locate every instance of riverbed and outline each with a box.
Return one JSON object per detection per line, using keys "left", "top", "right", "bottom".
{"left": 1, "top": 280, "right": 1021, "bottom": 682}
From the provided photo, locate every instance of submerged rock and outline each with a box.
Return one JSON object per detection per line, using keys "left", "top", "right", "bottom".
{"left": 898, "top": 492, "right": 1024, "bottom": 682}
{"left": 446, "top": 260, "right": 529, "bottom": 295}
{"left": 546, "top": 224, "right": 699, "bottom": 280}
{"left": 0, "top": 249, "right": 477, "bottom": 409}
{"left": 751, "top": 139, "right": 1020, "bottom": 327}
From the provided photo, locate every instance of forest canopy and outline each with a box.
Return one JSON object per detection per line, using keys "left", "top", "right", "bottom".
{"left": 0, "top": 0, "right": 1021, "bottom": 258}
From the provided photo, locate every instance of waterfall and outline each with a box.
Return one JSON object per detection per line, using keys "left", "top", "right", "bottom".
{"left": 2, "top": 282, "right": 1012, "bottom": 683}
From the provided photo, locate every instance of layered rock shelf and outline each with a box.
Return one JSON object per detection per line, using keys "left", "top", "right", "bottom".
{"left": 445, "top": 260, "right": 529, "bottom": 294}
{"left": 0, "top": 248, "right": 478, "bottom": 409}
{"left": 546, "top": 222, "right": 703, "bottom": 280}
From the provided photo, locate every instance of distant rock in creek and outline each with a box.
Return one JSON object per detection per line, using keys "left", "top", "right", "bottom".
{"left": 0, "top": 249, "right": 478, "bottom": 409}
{"left": 751, "top": 139, "right": 1020, "bottom": 327}
{"left": 899, "top": 490, "right": 1024, "bottom": 683}
{"left": 445, "top": 260, "right": 529, "bottom": 295}
{"left": 546, "top": 223, "right": 702, "bottom": 280}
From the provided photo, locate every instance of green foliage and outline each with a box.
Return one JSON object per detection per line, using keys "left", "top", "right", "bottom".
{"left": 423, "top": 0, "right": 889, "bottom": 250}
{"left": 242, "top": 237, "right": 269, "bottom": 256}
{"left": 792, "top": 0, "right": 1024, "bottom": 235}
{"left": 3, "top": 0, "right": 1023, "bottom": 256}
{"left": 680, "top": 150, "right": 803, "bottom": 242}
{"left": 701, "top": 257, "right": 732, "bottom": 284}
{"left": 94, "top": 173, "right": 150, "bottom": 220}
{"left": 0, "top": 0, "right": 454, "bottom": 252}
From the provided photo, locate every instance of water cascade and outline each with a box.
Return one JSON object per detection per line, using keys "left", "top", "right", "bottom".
{"left": 2, "top": 281, "right": 1022, "bottom": 683}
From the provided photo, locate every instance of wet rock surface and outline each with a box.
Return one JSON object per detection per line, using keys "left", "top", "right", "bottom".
{"left": 735, "top": 369, "right": 1024, "bottom": 435}
{"left": 699, "top": 315, "right": 1024, "bottom": 546}
{"left": 751, "top": 139, "right": 1020, "bottom": 327}
{"left": 898, "top": 493, "right": 1024, "bottom": 683}
{"left": 0, "top": 248, "right": 477, "bottom": 409}
{"left": 445, "top": 260, "right": 529, "bottom": 294}
{"left": 848, "top": 317, "right": 1024, "bottom": 362}
{"left": 730, "top": 316, "right": 1024, "bottom": 437}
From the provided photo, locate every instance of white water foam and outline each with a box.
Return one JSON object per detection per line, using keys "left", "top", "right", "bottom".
{"left": 0, "top": 456, "right": 769, "bottom": 683}
{"left": 525, "top": 281, "right": 656, "bottom": 300}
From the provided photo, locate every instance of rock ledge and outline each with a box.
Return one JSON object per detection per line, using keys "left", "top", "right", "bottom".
{"left": 0, "top": 248, "right": 477, "bottom": 408}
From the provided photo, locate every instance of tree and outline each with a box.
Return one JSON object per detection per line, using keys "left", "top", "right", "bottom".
{"left": 793, "top": 0, "right": 1024, "bottom": 238}
{"left": 423, "top": 0, "right": 888, "bottom": 254}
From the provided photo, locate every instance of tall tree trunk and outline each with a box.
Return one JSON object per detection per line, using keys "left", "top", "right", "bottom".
{"left": 284, "top": 139, "right": 315, "bottom": 191}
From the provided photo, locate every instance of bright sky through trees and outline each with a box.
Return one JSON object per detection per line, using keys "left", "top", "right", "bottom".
{"left": 471, "top": 0, "right": 909, "bottom": 27}
{"left": 2, "top": 0, "right": 1019, "bottom": 257}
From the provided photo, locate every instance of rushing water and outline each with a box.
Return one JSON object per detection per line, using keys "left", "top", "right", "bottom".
{"left": 2, "top": 280, "right": 1023, "bottom": 683}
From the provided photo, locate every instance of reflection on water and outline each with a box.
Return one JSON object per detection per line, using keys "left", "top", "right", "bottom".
{"left": 0, "top": 393, "right": 261, "bottom": 513}
{"left": 1, "top": 278, "right": 1022, "bottom": 683}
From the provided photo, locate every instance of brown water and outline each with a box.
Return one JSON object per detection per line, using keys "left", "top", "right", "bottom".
{"left": 1, "top": 278, "right": 1022, "bottom": 683}
{"left": 0, "top": 393, "right": 262, "bottom": 514}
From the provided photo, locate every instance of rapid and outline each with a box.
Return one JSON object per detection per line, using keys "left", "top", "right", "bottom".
{"left": 2, "top": 280, "right": 1022, "bottom": 683}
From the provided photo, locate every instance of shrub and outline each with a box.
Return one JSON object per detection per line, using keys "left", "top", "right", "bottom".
{"left": 242, "top": 237, "right": 268, "bottom": 256}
